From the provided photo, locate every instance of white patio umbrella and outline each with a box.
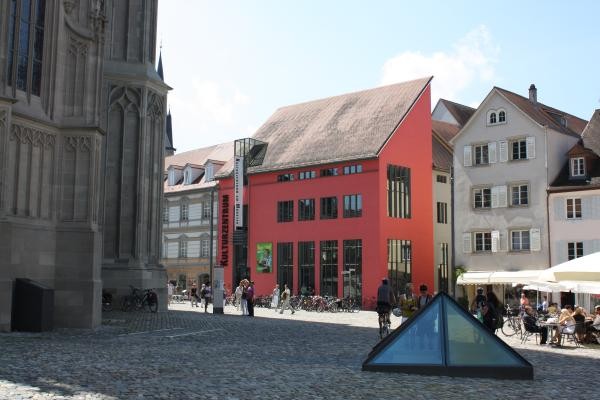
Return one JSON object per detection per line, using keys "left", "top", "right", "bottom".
{"left": 538, "top": 252, "right": 600, "bottom": 282}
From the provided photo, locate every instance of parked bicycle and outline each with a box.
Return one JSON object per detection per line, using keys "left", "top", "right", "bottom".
{"left": 102, "top": 290, "right": 113, "bottom": 312}
{"left": 121, "top": 286, "right": 158, "bottom": 313}
{"left": 501, "top": 305, "right": 522, "bottom": 337}
{"left": 140, "top": 288, "right": 158, "bottom": 313}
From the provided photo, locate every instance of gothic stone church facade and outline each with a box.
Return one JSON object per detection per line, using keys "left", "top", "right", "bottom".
{"left": 0, "top": 0, "right": 169, "bottom": 331}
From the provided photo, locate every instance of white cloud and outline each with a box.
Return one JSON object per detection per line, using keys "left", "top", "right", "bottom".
{"left": 167, "top": 80, "right": 251, "bottom": 152}
{"left": 380, "top": 25, "right": 499, "bottom": 103}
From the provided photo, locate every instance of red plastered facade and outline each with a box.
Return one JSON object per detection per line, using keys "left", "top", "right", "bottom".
{"left": 217, "top": 85, "right": 434, "bottom": 305}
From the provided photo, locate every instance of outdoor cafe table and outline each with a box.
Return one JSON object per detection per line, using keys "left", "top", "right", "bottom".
{"left": 539, "top": 321, "right": 559, "bottom": 345}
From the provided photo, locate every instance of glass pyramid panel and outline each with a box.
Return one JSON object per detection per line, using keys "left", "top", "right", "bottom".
{"left": 363, "top": 293, "right": 533, "bottom": 379}
{"left": 445, "top": 300, "right": 523, "bottom": 366}
{"left": 370, "top": 299, "right": 443, "bottom": 365}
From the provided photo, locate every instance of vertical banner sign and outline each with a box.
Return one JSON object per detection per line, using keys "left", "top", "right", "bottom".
{"left": 234, "top": 156, "right": 244, "bottom": 228}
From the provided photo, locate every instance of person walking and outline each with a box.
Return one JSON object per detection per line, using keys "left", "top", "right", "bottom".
{"left": 280, "top": 284, "right": 294, "bottom": 315}
{"left": 199, "top": 283, "right": 206, "bottom": 309}
{"left": 235, "top": 282, "right": 243, "bottom": 311}
{"left": 167, "top": 281, "right": 174, "bottom": 305}
{"left": 247, "top": 281, "right": 255, "bottom": 317}
{"left": 240, "top": 280, "right": 249, "bottom": 316}
{"left": 416, "top": 284, "right": 432, "bottom": 309}
{"left": 271, "top": 284, "right": 280, "bottom": 311}
{"left": 190, "top": 283, "right": 199, "bottom": 307}
{"left": 202, "top": 282, "right": 212, "bottom": 313}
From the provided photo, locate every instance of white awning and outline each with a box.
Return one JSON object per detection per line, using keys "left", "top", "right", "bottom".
{"left": 457, "top": 270, "right": 542, "bottom": 285}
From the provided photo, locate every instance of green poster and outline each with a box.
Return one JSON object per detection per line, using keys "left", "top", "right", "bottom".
{"left": 256, "top": 242, "right": 273, "bottom": 273}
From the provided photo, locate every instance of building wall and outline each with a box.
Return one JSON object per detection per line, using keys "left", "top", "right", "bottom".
{"left": 549, "top": 189, "right": 600, "bottom": 265}
{"left": 433, "top": 169, "right": 452, "bottom": 293}
{"left": 218, "top": 84, "right": 434, "bottom": 302}
{"left": 453, "top": 93, "right": 577, "bottom": 273}
{"left": 0, "top": 0, "right": 167, "bottom": 331}
{"left": 161, "top": 189, "right": 218, "bottom": 290}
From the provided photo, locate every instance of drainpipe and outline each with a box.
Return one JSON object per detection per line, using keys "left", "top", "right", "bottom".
{"left": 450, "top": 165, "right": 456, "bottom": 298}
{"left": 544, "top": 126, "right": 551, "bottom": 270}
{"left": 209, "top": 186, "right": 215, "bottom": 287}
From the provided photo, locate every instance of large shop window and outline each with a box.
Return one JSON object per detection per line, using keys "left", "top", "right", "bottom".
{"left": 387, "top": 239, "right": 411, "bottom": 297}
{"left": 277, "top": 242, "right": 294, "bottom": 293}
{"left": 387, "top": 165, "right": 411, "bottom": 218}
{"left": 343, "top": 240, "right": 362, "bottom": 301}
{"left": 298, "top": 241, "right": 315, "bottom": 294}
{"left": 320, "top": 240, "right": 338, "bottom": 297}
{"left": 7, "top": 0, "right": 46, "bottom": 96}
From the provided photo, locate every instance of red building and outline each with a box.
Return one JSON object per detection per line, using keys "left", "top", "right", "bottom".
{"left": 216, "top": 77, "right": 434, "bottom": 305}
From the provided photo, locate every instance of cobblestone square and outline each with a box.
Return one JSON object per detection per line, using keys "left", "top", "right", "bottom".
{"left": 1, "top": 304, "right": 598, "bottom": 399}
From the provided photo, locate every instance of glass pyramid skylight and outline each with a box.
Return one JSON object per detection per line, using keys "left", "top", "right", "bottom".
{"left": 362, "top": 293, "right": 533, "bottom": 379}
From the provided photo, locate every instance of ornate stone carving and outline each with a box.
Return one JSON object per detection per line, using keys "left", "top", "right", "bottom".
{"left": 9, "top": 125, "right": 56, "bottom": 148}
{"left": 147, "top": 93, "right": 165, "bottom": 121}
{"left": 68, "top": 36, "right": 89, "bottom": 57}
{"left": 89, "top": 0, "right": 107, "bottom": 42}
{"left": 109, "top": 86, "right": 141, "bottom": 111}
{"left": 63, "top": 0, "right": 77, "bottom": 15}
{"left": 65, "top": 136, "right": 92, "bottom": 152}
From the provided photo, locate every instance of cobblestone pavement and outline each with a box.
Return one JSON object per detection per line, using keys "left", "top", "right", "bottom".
{"left": 1, "top": 303, "right": 599, "bottom": 400}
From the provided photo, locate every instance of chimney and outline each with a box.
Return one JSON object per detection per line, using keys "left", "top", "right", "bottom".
{"left": 529, "top": 84, "right": 537, "bottom": 104}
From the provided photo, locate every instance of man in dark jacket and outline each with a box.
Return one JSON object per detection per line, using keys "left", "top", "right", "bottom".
{"left": 522, "top": 306, "right": 548, "bottom": 344}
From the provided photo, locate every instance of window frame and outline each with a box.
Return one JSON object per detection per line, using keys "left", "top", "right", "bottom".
{"left": 386, "top": 164, "right": 411, "bottom": 218}
{"left": 566, "top": 198, "right": 582, "bottom": 219}
{"left": 298, "top": 171, "right": 316, "bottom": 180}
{"left": 179, "top": 239, "right": 188, "bottom": 258}
{"left": 343, "top": 194, "right": 362, "bottom": 218}
{"left": 570, "top": 157, "right": 585, "bottom": 177}
{"left": 298, "top": 198, "right": 315, "bottom": 221}
{"left": 277, "top": 200, "right": 294, "bottom": 222}
{"left": 320, "top": 168, "right": 338, "bottom": 177}
{"left": 180, "top": 201, "right": 189, "bottom": 221}
{"left": 472, "top": 187, "right": 492, "bottom": 209}
{"left": 473, "top": 231, "right": 492, "bottom": 252}
{"left": 510, "top": 230, "right": 531, "bottom": 252}
{"left": 436, "top": 202, "right": 448, "bottom": 224}
{"left": 320, "top": 196, "right": 338, "bottom": 220}
{"left": 473, "top": 143, "right": 489, "bottom": 165}
{"left": 436, "top": 174, "right": 447, "bottom": 184}
{"left": 510, "top": 183, "right": 529, "bottom": 207}
{"left": 343, "top": 164, "right": 363, "bottom": 175}
{"left": 567, "top": 242, "right": 583, "bottom": 260}
{"left": 277, "top": 173, "right": 294, "bottom": 182}
{"left": 510, "top": 138, "right": 528, "bottom": 161}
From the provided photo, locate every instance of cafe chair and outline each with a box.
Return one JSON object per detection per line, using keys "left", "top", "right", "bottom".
{"left": 559, "top": 324, "right": 579, "bottom": 347}
{"left": 520, "top": 329, "right": 538, "bottom": 345}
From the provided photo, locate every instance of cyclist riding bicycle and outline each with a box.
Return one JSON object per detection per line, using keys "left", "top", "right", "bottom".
{"left": 376, "top": 278, "right": 396, "bottom": 335}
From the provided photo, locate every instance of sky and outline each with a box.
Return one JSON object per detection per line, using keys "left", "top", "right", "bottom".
{"left": 157, "top": 0, "right": 600, "bottom": 153}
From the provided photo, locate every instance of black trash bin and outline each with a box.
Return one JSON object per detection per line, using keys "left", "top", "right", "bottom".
{"left": 12, "top": 278, "right": 54, "bottom": 332}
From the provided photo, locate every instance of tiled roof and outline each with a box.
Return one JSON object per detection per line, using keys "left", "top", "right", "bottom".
{"left": 439, "top": 99, "right": 476, "bottom": 127}
{"left": 582, "top": 109, "right": 600, "bottom": 157}
{"left": 495, "top": 87, "right": 588, "bottom": 138}
{"left": 246, "top": 77, "right": 432, "bottom": 174}
{"left": 164, "top": 141, "right": 234, "bottom": 192}
{"left": 432, "top": 134, "right": 453, "bottom": 171}
{"left": 432, "top": 120, "right": 460, "bottom": 145}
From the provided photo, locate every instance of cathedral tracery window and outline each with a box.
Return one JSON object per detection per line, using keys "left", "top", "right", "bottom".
{"left": 7, "top": 0, "right": 46, "bottom": 96}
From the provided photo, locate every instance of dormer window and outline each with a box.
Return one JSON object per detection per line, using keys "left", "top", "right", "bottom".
{"left": 183, "top": 169, "right": 192, "bottom": 185}
{"left": 487, "top": 109, "right": 506, "bottom": 126}
{"left": 168, "top": 169, "right": 176, "bottom": 186}
{"left": 570, "top": 157, "right": 585, "bottom": 177}
{"left": 205, "top": 162, "right": 214, "bottom": 182}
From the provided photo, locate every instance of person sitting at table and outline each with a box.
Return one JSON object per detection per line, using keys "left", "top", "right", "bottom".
{"left": 587, "top": 305, "right": 600, "bottom": 344}
{"left": 552, "top": 308, "right": 576, "bottom": 344}
{"left": 522, "top": 306, "right": 548, "bottom": 345}
{"left": 547, "top": 302, "right": 559, "bottom": 316}
{"left": 572, "top": 307, "right": 587, "bottom": 343}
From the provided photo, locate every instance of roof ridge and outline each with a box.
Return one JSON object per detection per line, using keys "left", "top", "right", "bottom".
{"left": 440, "top": 98, "right": 476, "bottom": 111}
{"left": 494, "top": 86, "right": 586, "bottom": 122}
{"left": 275, "top": 76, "right": 433, "bottom": 111}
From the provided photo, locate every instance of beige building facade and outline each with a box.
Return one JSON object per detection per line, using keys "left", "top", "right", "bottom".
{"left": 0, "top": 0, "right": 168, "bottom": 331}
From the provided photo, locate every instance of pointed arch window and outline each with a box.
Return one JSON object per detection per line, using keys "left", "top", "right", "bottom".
{"left": 7, "top": 0, "right": 46, "bottom": 96}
